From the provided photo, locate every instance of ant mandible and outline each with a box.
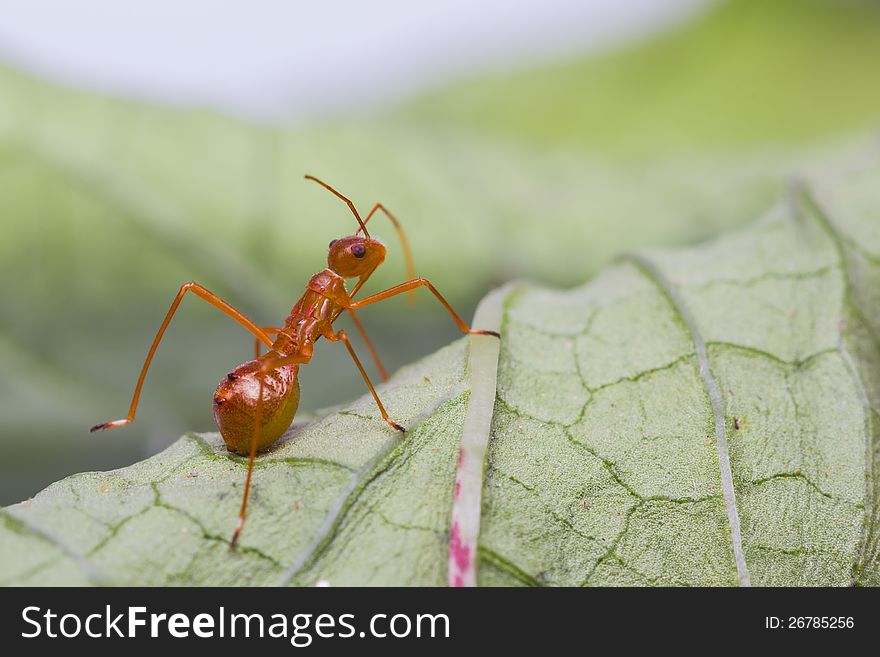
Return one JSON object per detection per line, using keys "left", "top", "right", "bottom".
{"left": 90, "top": 175, "right": 500, "bottom": 545}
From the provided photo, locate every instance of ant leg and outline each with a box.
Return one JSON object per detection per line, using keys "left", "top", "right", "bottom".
{"left": 254, "top": 327, "right": 283, "bottom": 359}
{"left": 346, "top": 309, "right": 389, "bottom": 381}
{"left": 90, "top": 282, "right": 273, "bottom": 433}
{"left": 232, "top": 349, "right": 311, "bottom": 547}
{"left": 324, "top": 328, "right": 405, "bottom": 433}
{"left": 348, "top": 278, "right": 501, "bottom": 338}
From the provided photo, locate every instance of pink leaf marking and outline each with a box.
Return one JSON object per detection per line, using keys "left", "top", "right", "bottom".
{"left": 450, "top": 521, "right": 471, "bottom": 571}
{"left": 447, "top": 285, "right": 508, "bottom": 587}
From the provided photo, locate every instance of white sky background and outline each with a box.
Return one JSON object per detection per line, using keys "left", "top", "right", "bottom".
{"left": 0, "top": 0, "right": 710, "bottom": 121}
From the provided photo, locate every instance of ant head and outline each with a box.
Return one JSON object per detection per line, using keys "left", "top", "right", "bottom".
{"left": 327, "top": 235, "right": 386, "bottom": 278}
{"left": 305, "top": 175, "right": 414, "bottom": 287}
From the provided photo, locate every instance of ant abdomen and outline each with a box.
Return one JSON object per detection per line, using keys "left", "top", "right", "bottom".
{"left": 213, "top": 356, "right": 300, "bottom": 455}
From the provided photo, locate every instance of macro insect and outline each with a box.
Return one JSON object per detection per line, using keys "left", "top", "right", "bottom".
{"left": 90, "top": 175, "right": 499, "bottom": 545}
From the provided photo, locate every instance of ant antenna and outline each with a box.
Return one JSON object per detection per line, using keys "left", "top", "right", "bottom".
{"left": 304, "top": 175, "right": 370, "bottom": 237}
{"left": 362, "top": 203, "right": 417, "bottom": 300}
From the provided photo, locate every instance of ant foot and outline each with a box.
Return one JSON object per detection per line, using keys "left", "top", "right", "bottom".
{"left": 386, "top": 419, "right": 406, "bottom": 432}
{"left": 230, "top": 518, "right": 243, "bottom": 548}
{"left": 471, "top": 329, "right": 501, "bottom": 338}
{"left": 89, "top": 419, "right": 130, "bottom": 432}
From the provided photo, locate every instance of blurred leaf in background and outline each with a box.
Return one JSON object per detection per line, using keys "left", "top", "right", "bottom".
{"left": 412, "top": 0, "right": 880, "bottom": 154}
{"left": 0, "top": 0, "right": 879, "bottom": 504}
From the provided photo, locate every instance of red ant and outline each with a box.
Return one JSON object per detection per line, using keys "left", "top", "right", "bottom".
{"left": 91, "top": 176, "right": 499, "bottom": 545}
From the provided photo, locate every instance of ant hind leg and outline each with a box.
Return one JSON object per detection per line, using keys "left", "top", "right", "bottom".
{"left": 230, "top": 351, "right": 309, "bottom": 547}
{"left": 90, "top": 282, "right": 273, "bottom": 433}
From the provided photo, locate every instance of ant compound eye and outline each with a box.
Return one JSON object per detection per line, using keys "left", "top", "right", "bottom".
{"left": 328, "top": 239, "right": 337, "bottom": 249}
{"left": 351, "top": 243, "right": 366, "bottom": 258}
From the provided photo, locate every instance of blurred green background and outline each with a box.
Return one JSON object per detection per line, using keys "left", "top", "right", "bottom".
{"left": 1, "top": 0, "right": 879, "bottom": 504}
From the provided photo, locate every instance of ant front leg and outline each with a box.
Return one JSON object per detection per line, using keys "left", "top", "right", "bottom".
{"left": 323, "top": 328, "right": 405, "bottom": 433}
{"left": 90, "top": 282, "right": 273, "bottom": 433}
{"left": 348, "top": 278, "right": 501, "bottom": 338}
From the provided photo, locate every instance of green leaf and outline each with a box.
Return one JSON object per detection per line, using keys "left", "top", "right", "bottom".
{"left": 2, "top": 158, "right": 878, "bottom": 586}
{"left": 5, "top": 0, "right": 875, "bottom": 503}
